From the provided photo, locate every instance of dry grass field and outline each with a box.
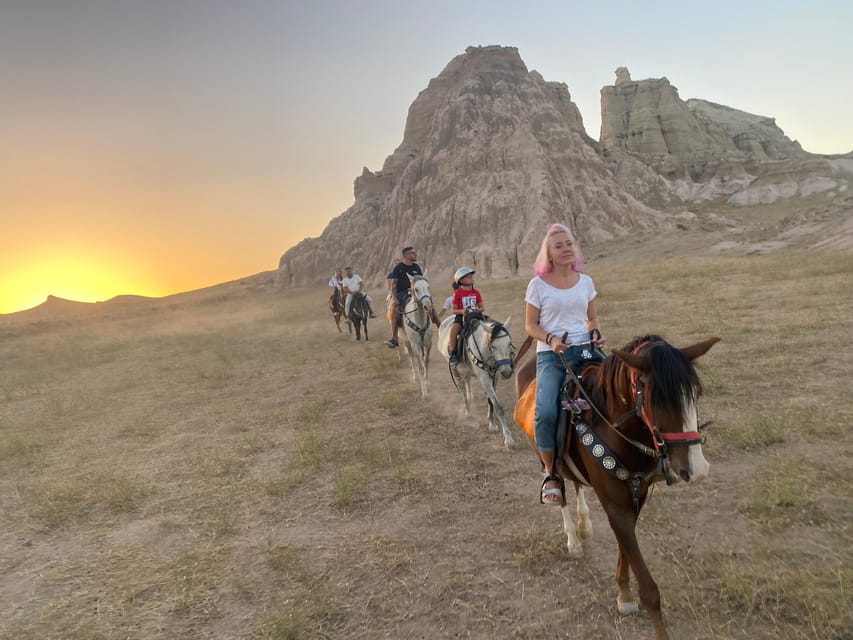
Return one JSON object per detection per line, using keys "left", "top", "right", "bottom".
{"left": 1, "top": 251, "right": 851, "bottom": 639}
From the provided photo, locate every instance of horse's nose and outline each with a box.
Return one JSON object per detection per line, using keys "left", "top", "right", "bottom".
{"left": 500, "top": 367, "right": 513, "bottom": 379}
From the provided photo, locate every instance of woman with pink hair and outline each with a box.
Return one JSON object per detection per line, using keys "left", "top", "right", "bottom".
{"left": 524, "top": 223, "right": 606, "bottom": 505}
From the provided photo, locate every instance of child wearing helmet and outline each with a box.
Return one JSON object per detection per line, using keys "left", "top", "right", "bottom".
{"left": 448, "top": 267, "right": 483, "bottom": 366}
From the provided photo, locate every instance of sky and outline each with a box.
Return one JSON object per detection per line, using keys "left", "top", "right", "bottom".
{"left": 2, "top": 0, "right": 851, "bottom": 314}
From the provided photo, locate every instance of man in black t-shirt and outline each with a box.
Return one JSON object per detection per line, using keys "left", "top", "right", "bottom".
{"left": 384, "top": 246, "right": 438, "bottom": 348}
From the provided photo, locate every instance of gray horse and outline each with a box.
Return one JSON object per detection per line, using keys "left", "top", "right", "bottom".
{"left": 437, "top": 314, "right": 516, "bottom": 448}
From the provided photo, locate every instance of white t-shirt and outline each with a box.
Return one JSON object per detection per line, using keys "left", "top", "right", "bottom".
{"left": 525, "top": 274, "right": 597, "bottom": 353}
{"left": 342, "top": 274, "right": 363, "bottom": 293}
{"left": 329, "top": 275, "right": 342, "bottom": 288}
{"left": 443, "top": 296, "right": 453, "bottom": 311}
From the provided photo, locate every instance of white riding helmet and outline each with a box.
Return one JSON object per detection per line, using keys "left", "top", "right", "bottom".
{"left": 453, "top": 267, "right": 476, "bottom": 284}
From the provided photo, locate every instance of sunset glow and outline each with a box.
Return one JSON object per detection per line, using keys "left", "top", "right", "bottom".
{"left": 0, "top": 254, "right": 165, "bottom": 315}
{"left": 2, "top": 3, "right": 851, "bottom": 317}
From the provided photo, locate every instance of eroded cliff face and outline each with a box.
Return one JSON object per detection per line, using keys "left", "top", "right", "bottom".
{"left": 278, "top": 55, "right": 851, "bottom": 288}
{"left": 599, "top": 67, "right": 846, "bottom": 204}
{"left": 279, "top": 47, "right": 661, "bottom": 287}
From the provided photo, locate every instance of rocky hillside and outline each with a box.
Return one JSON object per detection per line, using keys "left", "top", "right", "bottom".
{"left": 600, "top": 67, "right": 849, "bottom": 205}
{"left": 279, "top": 50, "right": 852, "bottom": 287}
{"left": 279, "top": 46, "right": 663, "bottom": 287}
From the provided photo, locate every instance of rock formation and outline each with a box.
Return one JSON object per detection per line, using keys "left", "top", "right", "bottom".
{"left": 600, "top": 67, "right": 846, "bottom": 204}
{"left": 279, "top": 48, "right": 662, "bottom": 288}
{"left": 279, "top": 54, "right": 852, "bottom": 288}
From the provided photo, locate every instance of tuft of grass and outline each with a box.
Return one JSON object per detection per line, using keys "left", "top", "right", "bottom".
{"left": 0, "top": 435, "right": 45, "bottom": 467}
{"left": 377, "top": 389, "right": 408, "bottom": 415}
{"left": 504, "top": 525, "right": 572, "bottom": 576}
{"left": 692, "top": 549, "right": 851, "bottom": 638}
{"left": 295, "top": 398, "right": 328, "bottom": 425}
{"left": 256, "top": 546, "right": 340, "bottom": 639}
{"left": 742, "top": 454, "right": 821, "bottom": 530}
{"left": 712, "top": 412, "right": 787, "bottom": 452}
{"left": 333, "top": 463, "right": 367, "bottom": 508}
{"left": 25, "top": 472, "right": 149, "bottom": 531}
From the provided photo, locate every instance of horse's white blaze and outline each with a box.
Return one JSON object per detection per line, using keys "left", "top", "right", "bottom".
{"left": 683, "top": 393, "right": 710, "bottom": 481}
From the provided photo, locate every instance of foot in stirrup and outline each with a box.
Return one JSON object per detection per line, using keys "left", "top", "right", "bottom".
{"left": 369, "top": 311, "right": 377, "bottom": 318}
{"left": 385, "top": 337, "right": 398, "bottom": 348}
{"left": 449, "top": 352, "right": 459, "bottom": 366}
{"left": 540, "top": 474, "right": 563, "bottom": 506}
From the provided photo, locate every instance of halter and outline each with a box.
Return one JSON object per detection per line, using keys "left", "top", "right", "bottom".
{"left": 403, "top": 278, "right": 432, "bottom": 338}
{"left": 463, "top": 319, "right": 513, "bottom": 372}
{"left": 560, "top": 339, "right": 704, "bottom": 492}
{"left": 616, "top": 341, "right": 705, "bottom": 452}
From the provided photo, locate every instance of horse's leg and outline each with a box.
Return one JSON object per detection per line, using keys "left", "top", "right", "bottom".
{"left": 560, "top": 482, "right": 587, "bottom": 557}
{"left": 486, "top": 396, "right": 498, "bottom": 432}
{"left": 605, "top": 505, "right": 668, "bottom": 640}
{"left": 479, "top": 372, "right": 516, "bottom": 448}
{"left": 422, "top": 334, "right": 430, "bottom": 394}
{"left": 453, "top": 370, "right": 472, "bottom": 419}
{"left": 364, "top": 318, "right": 369, "bottom": 341}
{"left": 561, "top": 509, "right": 583, "bottom": 557}
{"left": 404, "top": 333, "right": 419, "bottom": 383}
{"left": 461, "top": 373, "right": 473, "bottom": 419}
{"left": 615, "top": 542, "right": 637, "bottom": 616}
{"left": 576, "top": 485, "right": 592, "bottom": 539}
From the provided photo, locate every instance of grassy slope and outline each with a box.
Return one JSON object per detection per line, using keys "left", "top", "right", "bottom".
{"left": 0, "top": 252, "right": 850, "bottom": 639}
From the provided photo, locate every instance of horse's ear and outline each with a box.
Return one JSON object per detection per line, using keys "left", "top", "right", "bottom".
{"left": 612, "top": 349, "right": 650, "bottom": 372}
{"left": 407, "top": 273, "right": 415, "bottom": 283}
{"left": 503, "top": 316, "right": 512, "bottom": 330}
{"left": 680, "top": 337, "right": 720, "bottom": 362}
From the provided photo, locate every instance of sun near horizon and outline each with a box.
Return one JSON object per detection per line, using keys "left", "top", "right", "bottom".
{"left": 0, "top": 255, "right": 168, "bottom": 315}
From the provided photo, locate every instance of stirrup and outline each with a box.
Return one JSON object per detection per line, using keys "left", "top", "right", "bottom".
{"left": 540, "top": 473, "right": 565, "bottom": 506}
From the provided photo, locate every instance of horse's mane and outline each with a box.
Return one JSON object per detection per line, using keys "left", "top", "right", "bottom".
{"left": 470, "top": 314, "right": 506, "bottom": 341}
{"left": 592, "top": 334, "right": 703, "bottom": 413}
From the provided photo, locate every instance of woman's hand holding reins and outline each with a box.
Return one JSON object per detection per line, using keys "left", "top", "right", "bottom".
{"left": 546, "top": 332, "right": 570, "bottom": 355}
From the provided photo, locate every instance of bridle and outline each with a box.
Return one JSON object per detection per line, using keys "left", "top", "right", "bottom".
{"left": 467, "top": 323, "right": 514, "bottom": 373}
{"left": 403, "top": 278, "right": 432, "bottom": 338}
{"left": 561, "top": 340, "right": 705, "bottom": 495}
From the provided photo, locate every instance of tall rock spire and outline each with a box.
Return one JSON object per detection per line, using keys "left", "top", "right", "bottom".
{"left": 278, "top": 47, "right": 660, "bottom": 287}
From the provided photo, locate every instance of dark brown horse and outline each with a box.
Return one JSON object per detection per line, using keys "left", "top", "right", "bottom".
{"left": 514, "top": 334, "right": 719, "bottom": 639}
{"left": 348, "top": 292, "right": 369, "bottom": 341}
{"left": 328, "top": 288, "right": 348, "bottom": 334}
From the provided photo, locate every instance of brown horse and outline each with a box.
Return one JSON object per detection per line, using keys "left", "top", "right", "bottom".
{"left": 328, "top": 288, "right": 349, "bottom": 334}
{"left": 514, "top": 334, "right": 719, "bottom": 640}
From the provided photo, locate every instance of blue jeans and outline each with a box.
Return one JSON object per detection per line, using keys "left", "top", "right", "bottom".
{"left": 534, "top": 347, "right": 586, "bottom": 452}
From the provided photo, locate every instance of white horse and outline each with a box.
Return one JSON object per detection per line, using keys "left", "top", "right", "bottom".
{"left": 399, "top": 274, "right": 434, "bottom": 398}
{"left": 437, "top": 313, "right": 516, "bottom": 448}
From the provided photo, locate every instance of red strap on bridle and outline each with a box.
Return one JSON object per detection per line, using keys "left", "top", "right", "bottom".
{"left": 660, "top": 431, "right": 702, "bottom": 443}
{"left": 629, "top": 341, "right": 701, "bottom": 449}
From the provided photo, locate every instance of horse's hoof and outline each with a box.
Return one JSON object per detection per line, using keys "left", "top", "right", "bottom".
{"left": 617, "top": 599, "right": 638, "bottom": 616}
{"left": 503, "top": 438, "right": 516, "bottom": 449}
{"left": 566, "top": 541, "right": 584, "bottom": 558}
